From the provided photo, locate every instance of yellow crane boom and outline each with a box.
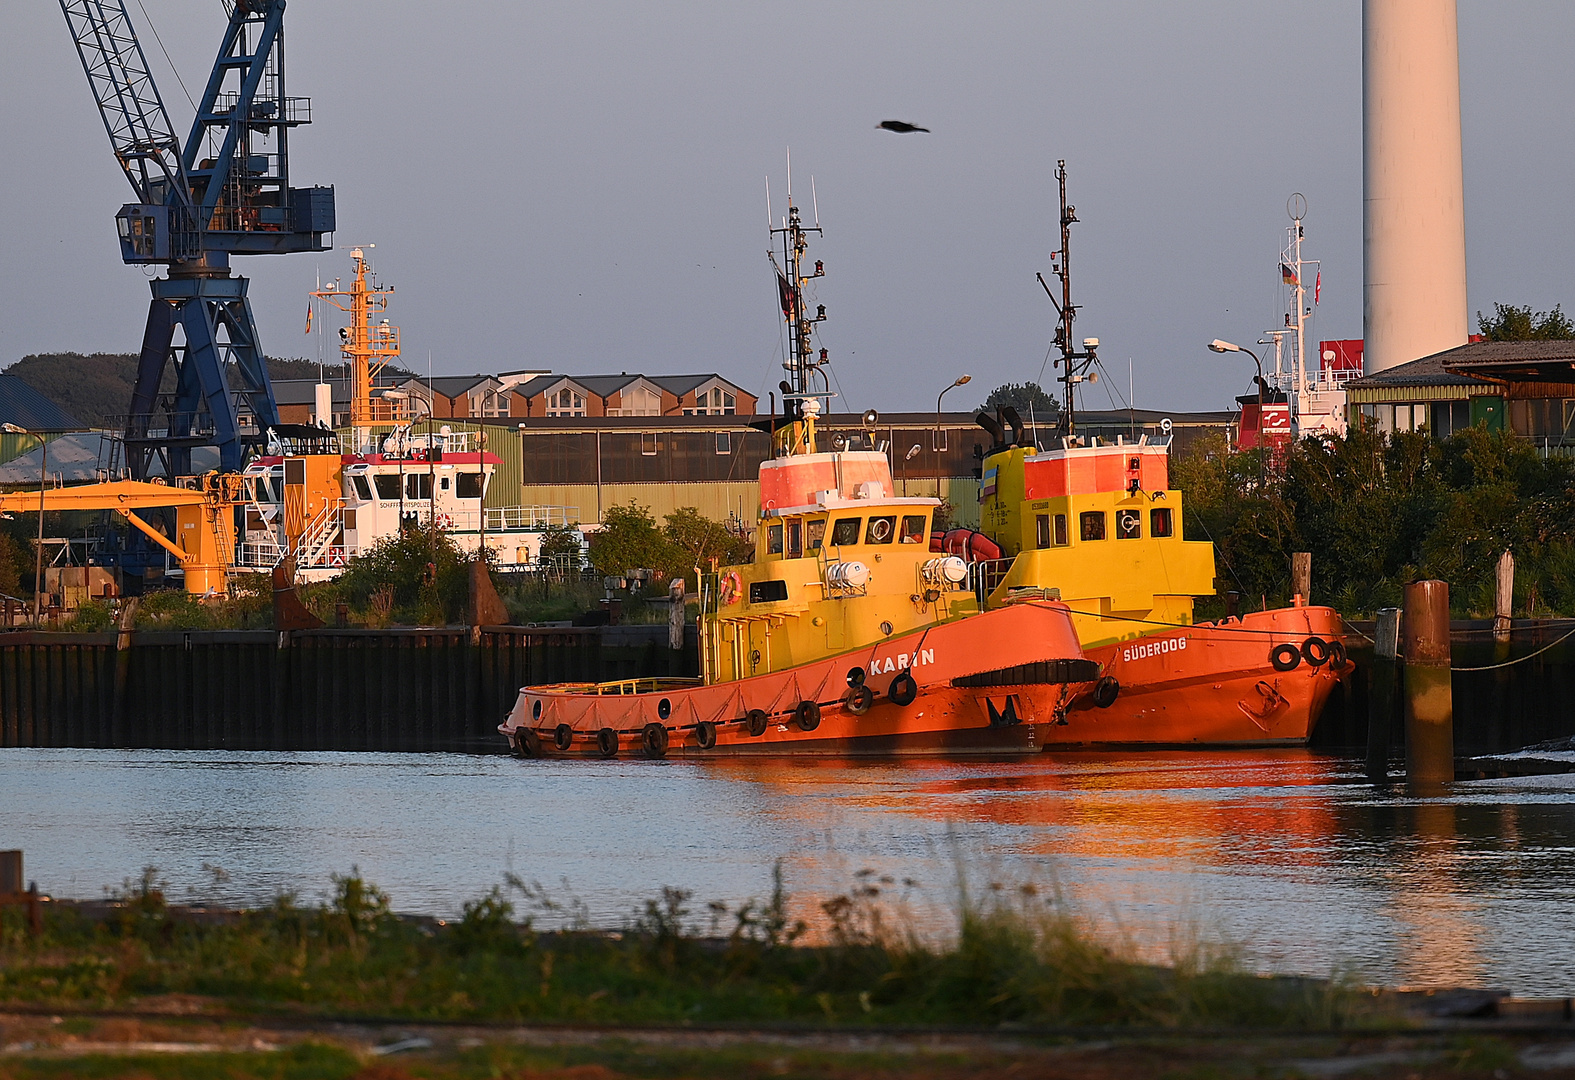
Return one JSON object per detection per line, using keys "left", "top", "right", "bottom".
{"left": 0, "top": 477, "right": 242, "bottom": 595}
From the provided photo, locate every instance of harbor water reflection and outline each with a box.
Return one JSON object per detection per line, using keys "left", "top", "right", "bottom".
{"left": 2, "top": 748, "right": 1572, "bottom": 995}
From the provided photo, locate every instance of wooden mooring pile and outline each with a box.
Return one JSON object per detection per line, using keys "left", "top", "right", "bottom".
{"left": 0, "top": 625, "right": 697, "bottom": 753}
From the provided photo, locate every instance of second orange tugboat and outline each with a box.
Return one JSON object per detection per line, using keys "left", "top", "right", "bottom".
{"left": 956, "top": 161, "right": 1350, "bottom": 747}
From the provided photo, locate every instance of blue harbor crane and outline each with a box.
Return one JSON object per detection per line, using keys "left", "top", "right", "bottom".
{"left": 59, "top": 0, "right": 334, "bottom": 479}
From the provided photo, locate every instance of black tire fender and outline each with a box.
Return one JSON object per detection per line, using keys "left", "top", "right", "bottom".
{"left": 1301, "top": 636, "right": 1330, "bottom": 667}
{"left": 1093, "top": 675, "right": 1120, "bottom": 709}
{"left": 695, "top": 721, "right": 717, "bottom": 750}
{"left": 745, "top": 708, "right": 769, "bottom": 737}
{"left": 888, "top": 671, "right": 919, "bottom": 707}
{"left": 847, "top": 684, "right": 874, "bottom": 715}
{"left": 1271, "top": 643, "right": 1302, "bottom": 672}
{"left": 596, "top": 727, "right": 619, "bottom": 758}
{"left": 516, "top": 727, "right": 541, "bottom": 757}
{"left": 553, "top": 724, "right": 574, "bottom": 752}
{"left": 642, "top": 723, "right": 669, "bottom": 758}
{"left": 795, "top": 700, "right": 821, "bottom": 732}
{"left": 1328, "top": 639, "right": 1348, "bottom": 668}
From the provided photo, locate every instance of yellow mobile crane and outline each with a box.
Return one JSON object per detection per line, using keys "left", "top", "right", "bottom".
{"left": 0, "top": 475, "right": 242, "bottom": 596}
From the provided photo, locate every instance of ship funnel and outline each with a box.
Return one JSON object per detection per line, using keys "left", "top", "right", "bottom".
{"left": 975, "top": 411, "right": 1005, "bottom": 449}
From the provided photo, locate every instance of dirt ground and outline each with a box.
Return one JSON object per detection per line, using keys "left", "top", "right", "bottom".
{"left": 3, "top": 1003, "right": 1575, "bottom": 1079}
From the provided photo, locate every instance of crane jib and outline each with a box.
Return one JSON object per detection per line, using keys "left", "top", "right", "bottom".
{"left": 59, "top": 0, "right": 335, "bottom": 483}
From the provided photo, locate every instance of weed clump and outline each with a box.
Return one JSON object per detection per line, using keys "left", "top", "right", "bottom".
{"left": 0, "top": 863, "right": 1366, "bottom": 1030}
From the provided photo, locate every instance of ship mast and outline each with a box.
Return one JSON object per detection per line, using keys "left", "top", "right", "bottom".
{"left": 311, "top": 248, "right": 405, "bottom": 451}
{"left": 1040, "top": 160, "right": 1099, "bottom": 440}
{"left": 769, "top": 158, "right": 827, "bottom": 456}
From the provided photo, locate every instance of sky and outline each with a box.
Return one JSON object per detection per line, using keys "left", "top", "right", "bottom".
{"left": 3, "top": 1, "right": 1573, "bottom": 416}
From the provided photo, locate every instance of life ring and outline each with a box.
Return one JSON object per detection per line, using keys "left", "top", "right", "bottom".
{"left": 695, "top": 721, "right": 717, "bottom": 749}
{"left": 1301, "top": 637, "right": 1330, "bottom": 667}
{"left": 553, "top": 724, "right": 574, "bottom": 751}
{"left": 847, "top": 685, "right": 874, "bottom": 715}
{"left": 745, "top": 709, "right": 768, "bottom": 737}
{"left": 868, "top": 517, "right": 893, "bottom": 543}
{"left": 436, "top": 513, "right": 454, "bottom": 530}
{"left": 718, "top": 571, "right": 743, "bottom": 605}
{"left": 888, "top": 671, "right": 918, "bottom": 707}
{"left": 596, "top": 727, "right": 619, "bottom": 758}
{"left": 642, "top": 722, "right": 669, "bottom": 758}
{"left": 1271, "top": 644, "right": 1302, "bottom": 672}
{"left": 1328, "top": 639, "right": 1348, "bottom": 667}
{"left": 795, "top": 700, "right": 821, "bottom": 732}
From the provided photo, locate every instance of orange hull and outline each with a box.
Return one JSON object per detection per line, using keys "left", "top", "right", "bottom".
{"left": 500, "top": 601, "right": 1094, "bottom": 757}
{"left": 1001, "top": 606, "right": 1351, "bottom": 747}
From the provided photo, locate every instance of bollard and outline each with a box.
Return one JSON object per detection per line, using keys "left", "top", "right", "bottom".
{"left": 1291, "top": 552, "right": 1312, "bottom": 606}
{"left": 1402, "top": 580, "right": 1454, "bottom": 789}
{"left": 1493, "top": 549, "right": 1514, "bottom": 645}
{"left": 1366, "top": 606, "right": 1401, "bottom": 782}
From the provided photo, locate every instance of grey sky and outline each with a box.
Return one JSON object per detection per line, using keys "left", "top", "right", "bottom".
{"left": 2, "top": 2, "right": 1570, "bottom": 415}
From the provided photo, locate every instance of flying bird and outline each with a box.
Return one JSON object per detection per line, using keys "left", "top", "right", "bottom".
{"left": 876, "top": 120, "right": 929, "bottom": 134}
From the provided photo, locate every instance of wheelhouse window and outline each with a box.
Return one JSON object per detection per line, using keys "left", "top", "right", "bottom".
{"left": 865, "top": 516, "right": 896, "bottom": 544}
{"left": 406, "top": 473, "right": 433, "bottom": 500}
{"left": 373, "top": 474, "right": 401, "bottom": 500}
{"left": 1079, "top": 511, "right": 1106, "bottom": 541}
{"left": 900, "top": 514, "right": 927, "bottom": 544}
{"left": 831, "top": 517, "right": 861, "bottom": 546}
{"left": 766, "top": 523, "right": 784, "bottom": 555}
{"left": 351, "top": 475, "right": 373, "bottom": 502}
{"left": 1116, "top": 508, "right": 1142, "bottom": 540}
{"left": 786, "top": 520, "right": 802, "bottom": 559}
{"left": 1054, "top": 513, "right": 1068, "bottom": 546}
{"left": 457, "top": 472, "right": 484, "bottom": 499}
{"left": 1150, "top": 507, "right": 1173, "bottom": 538}
{"left": 806, "top": 518, "right": 826, "bottom": 553}
{"left": 1036, "top": 514, "right": 1051, "bottom": 549}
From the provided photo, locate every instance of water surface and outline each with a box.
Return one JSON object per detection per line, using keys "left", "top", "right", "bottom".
{"left": 2, "top": 748, "right": 1572, "bottom": 996}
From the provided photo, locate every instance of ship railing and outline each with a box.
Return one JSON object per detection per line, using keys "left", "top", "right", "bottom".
{"left": 297, "top": 498, "right": 347, "bottom": 566}
{"left": 484, "top": 505, "right": 580, "bottom": 530}
{"left": 967, "top": 557, "right": 1016, "bottom": 608}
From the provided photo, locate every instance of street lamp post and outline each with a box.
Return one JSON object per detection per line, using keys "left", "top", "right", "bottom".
{"left": 934, "top": 373, "right": 972, "bottom": 470}
{"left": 1, "top": 423, "right": 48, "bottom": 625}
{"left": 1209, "top": 339, "right": 1264, "bottom": 411}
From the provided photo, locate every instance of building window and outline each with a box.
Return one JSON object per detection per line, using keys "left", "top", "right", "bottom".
{"left": 641, "top": 432, "right": 658, "bottom": 456}
{"left": 685, "top": 386, "right": 737, "bottom": 415}
{"left": 1150, "top": 507, "right": 1173, "bottom": 537}
{"left": 1079, "top": 511, "right": 1106, "bottom": 541}
{"left": 1116, "top": 508, "right": 1141, "bottom": 539}
{"left": 547, "top": 388, "right": 586, "bottom": 417}
{"left": 621, "top": 387, "right": 661, "bottom": 416}
{"left": 715, "top": 431, "right": 731, "bottom": 455}
{"left": 933, "top": 428, "right": 948, "bottom": 452}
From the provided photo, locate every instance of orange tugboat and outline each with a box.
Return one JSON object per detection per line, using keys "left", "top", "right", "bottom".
{"left": 955, "top": 161, "right": 1350, "bottom": 747}
{"left": 499, "top": 173, "right": 1094, "bottom": 758}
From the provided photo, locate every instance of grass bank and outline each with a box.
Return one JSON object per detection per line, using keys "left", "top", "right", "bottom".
{"left": 0, "top": 867, "right": 1369, "bottom": 1033}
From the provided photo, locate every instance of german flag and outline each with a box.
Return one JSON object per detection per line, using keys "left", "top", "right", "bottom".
{"left": 1280, "top": 263, "right": 1299, "bottom": 288}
